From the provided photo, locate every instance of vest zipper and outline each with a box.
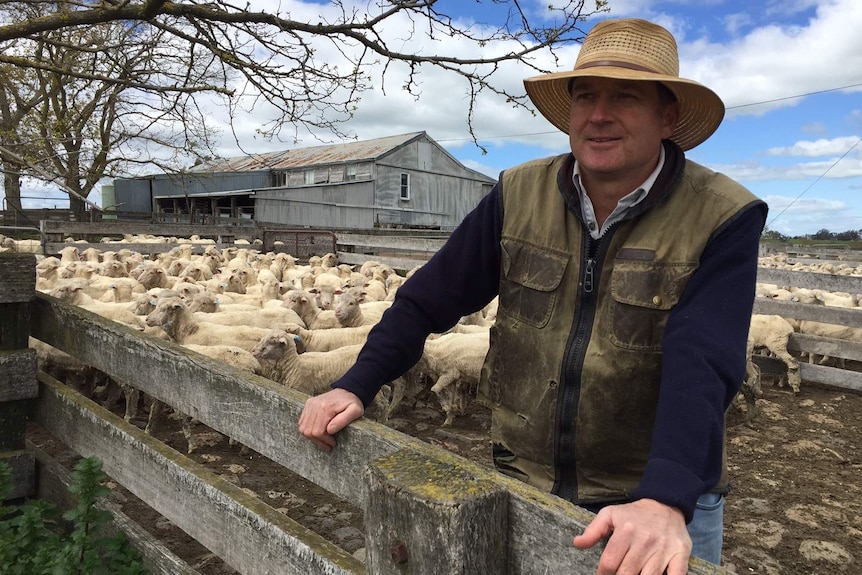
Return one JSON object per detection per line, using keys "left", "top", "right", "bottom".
{"left": 583, "top": 257, "right": 595, "bottom": 293}
{"left": 553, "top": 228, "right": 613, "bottom": 502}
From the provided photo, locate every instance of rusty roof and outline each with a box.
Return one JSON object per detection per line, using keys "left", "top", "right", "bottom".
{"left": 192, "top": 132, "right": 426, "bottom": 173}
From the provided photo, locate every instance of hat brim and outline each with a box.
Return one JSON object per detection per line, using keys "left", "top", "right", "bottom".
{"left": 523, "top": 66, "right": 725, "bottom": 151}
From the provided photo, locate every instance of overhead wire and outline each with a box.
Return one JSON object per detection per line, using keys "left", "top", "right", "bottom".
{"left": 437, "top": 81, "right": 862, "bottom": 231}
{"left": 437, "top": 81, "right": 862, "bottom": 143}
{"left": 765, "top": 136, "right": 861, "bottom": 230}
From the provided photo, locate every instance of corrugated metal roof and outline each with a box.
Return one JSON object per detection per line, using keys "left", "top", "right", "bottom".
{"left": 192, "top": 132, "right": 425, "bottom": 173}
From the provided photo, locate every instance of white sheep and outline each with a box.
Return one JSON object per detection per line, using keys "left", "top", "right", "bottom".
{"left": 280, "top": 322, "right": 374, "bottom": 353}
{"left": 47, "top": 283, "right": 146, "bottom": 330}
{"left": 333, "top": 292, "right": 388, "bottom": 328}
{"left": 747, "top": 314, "right": 801, "bottom": 392}
{"left": 144, "top": 298, "right": 271, "bottom": 350}
{"left": 404, "top": 331, "right": 490, "bottom": 426}
{"left": 251, "top": 329, "right": 390, "bottom": 422}
{"left": 795, "top": 320, "right": 862, "bottom": 369}
{"left": 191, "top": 305, "right": 304, "bottom": 329}
{"left": 283, "top": 289, "right": 341, "bottom": 329}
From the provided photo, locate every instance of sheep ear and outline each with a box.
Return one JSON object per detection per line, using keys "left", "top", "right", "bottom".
{"left": 334, "top": 289, "right": 343, "bottom": 295}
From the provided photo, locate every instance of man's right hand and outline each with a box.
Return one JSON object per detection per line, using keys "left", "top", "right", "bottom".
{"left": 298, "top": 388, "right": 364, "bottom": 451}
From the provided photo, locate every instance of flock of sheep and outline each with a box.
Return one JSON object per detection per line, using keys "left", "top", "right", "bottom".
{"left": 5, "top": 231, "right": 861, "bottom": 450}
{"left": 743, "top": 252, "right": 862, "bottom": 420}
{"left": 12, "top": 233, "right": 493, "bottom": 452}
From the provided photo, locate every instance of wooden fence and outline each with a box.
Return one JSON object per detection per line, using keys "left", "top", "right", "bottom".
{"left": 753, "top": 268, "right": 862, "bottom": 393}
{"left": 27, "top": 221, "right": 442, "bottom": 270}
{"left": 0, "top": 255, "right": 729, "bottom": 574}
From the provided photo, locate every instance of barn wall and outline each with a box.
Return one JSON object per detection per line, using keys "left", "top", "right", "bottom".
{"left": 255, "top": 182, "right": 377, "bottom": 229}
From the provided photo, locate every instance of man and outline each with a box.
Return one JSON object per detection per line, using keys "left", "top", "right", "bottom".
{"left": 299, "top": 18, "right": 767, "bottom": 574}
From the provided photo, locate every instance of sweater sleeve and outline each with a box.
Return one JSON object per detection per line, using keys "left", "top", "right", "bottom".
{"left": 331, "top": 182, "right": 504, "bottom": 407}
{"left": 631, "top": 203, "right": 767, "bottom": 522}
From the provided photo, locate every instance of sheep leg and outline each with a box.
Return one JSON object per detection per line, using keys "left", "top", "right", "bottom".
{"left": 228, "top": 437, "right": 250, "bottom": 456}
{"left": 145, "top": 398, "right": 164, "bottom": 435}
{"left": 741, "top": 361, "right": 762, "bottom": 426}
{"left": 431, "top": 373, "right": 461, "bottom": 427}
{"left": 767, "top": 345, "right": 801, "bottom": 393}
{"left": 122, "top": 383, "right": 141, "bottom": 422}
{"left": 182, "top": 415, "right": 197, "bottom": 454}
{"left": 387, "top": 377, "right": 407, "bottom": 418}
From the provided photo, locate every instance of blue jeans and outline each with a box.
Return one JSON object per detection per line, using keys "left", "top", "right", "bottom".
{"left": 688, "top": 492, "right": 725, "bottom": 565}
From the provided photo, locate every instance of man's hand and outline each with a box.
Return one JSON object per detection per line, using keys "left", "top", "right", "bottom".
{"left": 573, "top": 498, "right": 692, "bottom": 575}
{"left": 298, "top": 388, "right": 364, "bottom": 451}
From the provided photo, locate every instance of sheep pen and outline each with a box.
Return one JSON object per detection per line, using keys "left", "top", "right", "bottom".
{"left": 18, "top": 239, "right": 862, "bottom": 575}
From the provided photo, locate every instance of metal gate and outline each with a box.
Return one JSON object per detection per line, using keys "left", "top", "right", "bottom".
{"left": 262, "top": 229, "right": 337, "bottom": 262}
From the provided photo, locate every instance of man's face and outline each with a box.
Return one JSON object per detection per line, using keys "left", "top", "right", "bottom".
{"left": 568, "top": 77, "right": 679, "bottom": 190}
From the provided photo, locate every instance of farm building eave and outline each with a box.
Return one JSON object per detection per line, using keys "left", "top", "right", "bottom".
{"left": 189, "top": 132, "right": 429, "bottom": 174}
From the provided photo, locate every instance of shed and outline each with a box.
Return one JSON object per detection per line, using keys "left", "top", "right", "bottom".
{"left": 112, "top": 132, "right": 497, "bottom": 230}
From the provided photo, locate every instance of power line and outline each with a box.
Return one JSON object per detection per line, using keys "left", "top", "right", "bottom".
{"left": 436, "top": 81, "right": 862, "bottom": 143}
{"left": 765, "top": 136, "right": 862, "bottom": 230}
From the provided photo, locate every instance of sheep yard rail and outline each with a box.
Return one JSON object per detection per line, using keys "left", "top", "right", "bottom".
{"left": 0, "top": 254, "right": 729, "bottom": 575}
{"left": 753, "top": 268, "right": 862, "bottom": 392}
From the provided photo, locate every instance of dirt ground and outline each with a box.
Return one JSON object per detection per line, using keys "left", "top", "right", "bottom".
{"left": 28, "top": 375, "right": 861, "bottom": 575}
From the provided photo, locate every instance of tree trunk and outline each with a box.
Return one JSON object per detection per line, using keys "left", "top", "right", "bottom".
{"left": 2, "top": 161, "right": 23, "bottom": 215}
{"left": 69, "top": 195, "right": 86, "bottom": 222}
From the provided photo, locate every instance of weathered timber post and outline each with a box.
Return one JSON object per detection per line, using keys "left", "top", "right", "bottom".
{"left": 364, "top": 448, "right": 508, "bottom": 574}
{"left": 0, "top": 253, "right": 37, "bottom": 500}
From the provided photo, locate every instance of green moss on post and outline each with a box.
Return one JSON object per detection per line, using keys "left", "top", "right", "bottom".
{"left": 364, "top": 449, "right": 508, "bottom": 575}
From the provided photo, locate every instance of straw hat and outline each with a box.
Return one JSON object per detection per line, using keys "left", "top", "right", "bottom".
{"left": 523, "top": 18, "right": 724, "bottom": 151}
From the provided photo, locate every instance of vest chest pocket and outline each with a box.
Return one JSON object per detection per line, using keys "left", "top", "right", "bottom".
{"left": 607, "top": 259, "right": 698, "bottom": 351}
{"left": 499, "top": 239, "right": 569, "bottom": 328}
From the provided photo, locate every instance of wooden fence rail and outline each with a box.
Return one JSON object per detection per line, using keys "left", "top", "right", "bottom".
{"left": 753, "top": 268, "right": 862, "bottom": 392}
{"left": 1, "top": 262, "right": 727, "bottom": 572}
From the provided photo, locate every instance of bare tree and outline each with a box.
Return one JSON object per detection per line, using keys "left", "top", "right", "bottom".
{"left": 2, "top": 3, "right": 225, "bottom": 219}
{"left": 0, "top": 63, "right": 47, "bottom": 215}
{"left": 0, "top": 0, "right": 608, "bottom": 212}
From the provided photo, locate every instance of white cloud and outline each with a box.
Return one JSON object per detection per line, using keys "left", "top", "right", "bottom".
{"left": 766, "top": 136, "right": 861, "bottom": 157}
{"left": 677, "top": 0, "right": 862, "bottom": 117}
{"left": 762, "top": 194, "right": 861, "bottom": 236}
{"left": 801, "top": 122, "right": 828, "bottom": 135}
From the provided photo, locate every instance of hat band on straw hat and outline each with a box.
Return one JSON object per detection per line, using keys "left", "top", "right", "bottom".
{"left": 576, "top": 61, "right": 659, "bottom": 74}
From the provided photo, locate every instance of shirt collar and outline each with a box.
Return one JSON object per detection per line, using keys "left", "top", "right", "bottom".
{"left": 573, "top": 145, "right": 666, "bottom": 240}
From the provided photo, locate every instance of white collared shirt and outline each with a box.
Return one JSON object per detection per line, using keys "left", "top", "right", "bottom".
{"left": 573, "top": 145, "right": 666, "bottom": 240}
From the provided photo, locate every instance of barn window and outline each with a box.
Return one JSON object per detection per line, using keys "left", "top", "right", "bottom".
{"left": 400, "top": 173, "right": 410, "bottom": 201}
{"left": 272, "top": 171, "right": 287, "bottom": 187}
{"left": 330, "top": 166, "right": 344, "bottom": 183}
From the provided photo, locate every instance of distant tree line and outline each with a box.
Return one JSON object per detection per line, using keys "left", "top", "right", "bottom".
{"left": 763, "top": 228, "right": 862, "bottom": 243}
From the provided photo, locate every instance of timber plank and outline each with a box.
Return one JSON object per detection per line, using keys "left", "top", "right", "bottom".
{"left": 32, "top": 374, "right": 364, "bottom": 575}
{"left": 799, "top": 363, "right": 862, "bottom": 392}
{"left": 29, "top": 442, "right": 203, "bottom": 575}
{"left": 0, "top": 450, "right": 34, "bottom": 500}
{"left": 756, "top": 268, "right": 862, "bottom": 293}
{"left": 0, "top": 349, "right": 38, "bottom": 401}
{"left": 753, "top": 298, "right": 862, "bottom": 328}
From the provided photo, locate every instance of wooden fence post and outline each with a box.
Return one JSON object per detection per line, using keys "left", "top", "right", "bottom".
{"left": 364, "top": 448, "right": 508, "bottom": 574}
{"left": 0, "top": 253, "right": 37, "bottom": 500}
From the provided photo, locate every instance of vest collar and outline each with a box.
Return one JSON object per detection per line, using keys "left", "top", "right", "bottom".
{"left": 557, "top": 140, "right": 687, "bottom": 226}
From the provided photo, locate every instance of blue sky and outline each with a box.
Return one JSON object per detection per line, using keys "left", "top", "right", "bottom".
{"left": 20, "top": 0, "right": 862, "bottom": 237}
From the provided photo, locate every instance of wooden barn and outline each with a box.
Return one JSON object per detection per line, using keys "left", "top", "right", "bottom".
{"left": 111, "top": 132, "right": 496, "bottom": 230}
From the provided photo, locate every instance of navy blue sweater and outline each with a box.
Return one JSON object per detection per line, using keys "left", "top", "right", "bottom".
{"left": 331, "top": 163, "right": 766, "bottom": 519}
